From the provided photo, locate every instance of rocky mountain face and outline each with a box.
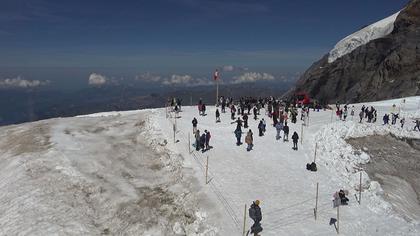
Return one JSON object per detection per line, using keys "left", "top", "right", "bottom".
{"left": 286, "top": 0, "right": 420, "bottom": 104}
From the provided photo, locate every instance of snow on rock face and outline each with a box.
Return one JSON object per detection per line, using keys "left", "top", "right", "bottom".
{"left": 328, "top": 11, "right": 400, "bottom": 63}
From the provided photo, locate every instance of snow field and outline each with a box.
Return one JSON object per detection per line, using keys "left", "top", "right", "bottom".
{"left": 152, "top": 96, "right": 420, "bottom": 235}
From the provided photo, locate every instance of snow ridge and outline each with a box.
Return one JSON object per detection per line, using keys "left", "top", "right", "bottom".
{"left": 328, "top": 11, "right": 400, "bottom": 63}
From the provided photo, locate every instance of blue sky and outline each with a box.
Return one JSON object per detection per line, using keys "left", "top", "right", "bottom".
{"left": 0, "top": 0, "right": 409, "bottom": 87}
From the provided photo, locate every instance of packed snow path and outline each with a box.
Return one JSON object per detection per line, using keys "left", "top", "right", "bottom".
{"left": 154, "top": 97, "right": 420, "bottom": 235}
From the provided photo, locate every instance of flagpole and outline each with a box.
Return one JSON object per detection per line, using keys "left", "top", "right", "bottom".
{"left": 216, "top": 78, "right": 219, "bottom": 106}
{"left": 214, "top": 69, "right": 219, "bottom": 106}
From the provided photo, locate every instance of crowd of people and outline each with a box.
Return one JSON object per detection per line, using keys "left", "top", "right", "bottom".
{"left": 333, "top": 101, "right": 420, "bottom": 131}
{"left": 210, "top": 96, "right": 303, "bottom": 152}
{"left": 189, "top": 95, "right": 420, "bottom": 156}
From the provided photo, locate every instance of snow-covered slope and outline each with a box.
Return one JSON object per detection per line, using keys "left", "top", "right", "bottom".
{"left": 0, "top": 96, "right": 420, "bottom": 235}
{"left": 0, "top": 112, "right": 217, "bottom": 235}
{"left": 328, "top": 11, "right": 400, "bottom": 63}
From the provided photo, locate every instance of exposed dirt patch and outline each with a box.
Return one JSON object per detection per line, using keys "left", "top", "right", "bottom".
{"left": 347, "top": 135, "right": 420, "bottom": 221}
{"left": 0, "top": 122, "right": 52, "bottom": 156}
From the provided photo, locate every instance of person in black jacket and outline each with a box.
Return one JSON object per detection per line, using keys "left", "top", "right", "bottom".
{"left": 258, "top": 120, "right": 264, "bottom": 137}
{"left": 232, "top": 117, "right": 243, "bottom": 131}
{"left": 249, "top": 200, "right": 263, "bottom": 236}
{"left": 215, "top": 109, "right": 221, "bottom": 123}
{"left": 201, "top": 103, "right": 206, "bottom": 116}
{"left": 243, "top": 113, "right": 249, "bottom": 128}
{"left": 234, "top": 128, "right": 242, "bottom": 146}
{"left": 338, "top": 189, "right": 349, "bottom": 205}
{"left": 292, "top": 131, "right": 299, "bottom": 150}
{"left": 200, "top": 133, "right": 206, "bottom": 152}
{"left": 283, "top": 122, "right": 289, "bottom": 142}
{"left": 253, "top": 106, "right": 258, "bottom": 120}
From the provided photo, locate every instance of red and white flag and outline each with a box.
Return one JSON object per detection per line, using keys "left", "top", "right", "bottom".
{"left": 213, "top": 69, "right": 219, "bottom": 80}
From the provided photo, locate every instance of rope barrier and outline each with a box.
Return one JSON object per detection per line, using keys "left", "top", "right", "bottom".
{"left": 264, "top": 197, "right": 315, "bottom": 216}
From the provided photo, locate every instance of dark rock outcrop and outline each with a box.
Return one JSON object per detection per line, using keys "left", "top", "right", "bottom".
{"left": 286, "top": 0, "right": 420, "bottom": 104}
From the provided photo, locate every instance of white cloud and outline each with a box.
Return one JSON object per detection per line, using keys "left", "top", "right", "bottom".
{"left": 162, "top": 74, "right": 193, "bottom": 85}
{"left": 135, "top": 73, "right": 162, "bottom": 83}
{"left": 162, "top": 74, "right": 213, "bottom": 87}
{"left": 88, "top": 73, "right": 107, "bottom": 85}
{"left": 231, "top": 72, "right": 275, "bottom": 84}
{"left": 0, "top": 76, "right": 50, "bottom": 88}
{"left": 222, "top": 65, "right": 248, "bottom": 72}
{"left": 192, "top": 77, "right": 214, "bottom": 86}
{"left": 222, "top": 65, "right": 235, "bottom": 72}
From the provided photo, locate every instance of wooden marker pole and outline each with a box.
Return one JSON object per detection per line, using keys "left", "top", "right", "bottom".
{"left": 188, "top": 133, "right": 191, "bottom": 153}
{"left": 301, "top": 124, "right": 303, "bottom": 144}
{"left": 205, "top": 155, "right": 209, "bottom": 184}
{"left": 359, "top": 172, "right": 362, "bottom": 205}
{"left": 315, "top": 182, "right": 319, "bottom": 220}
{"left": 173, "top": 124, "right": 176, "bottom": 143}
{"left": 242, "top": 204, "right": 247, "bottom": 236}
{"left": 337, "top": 204, "right": 340, "bottom": 234}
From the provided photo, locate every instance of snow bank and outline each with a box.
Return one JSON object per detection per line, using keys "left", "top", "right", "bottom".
{"left": 313, "top": 117, "right": 420, "bottom": 216}
{"left": 328, "top": 11, "right": 400, "bottom": 63}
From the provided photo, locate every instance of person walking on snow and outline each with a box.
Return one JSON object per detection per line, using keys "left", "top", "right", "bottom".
{"left": 343, "top": 108, "right": 348, "bottom": 121}
{"left": 245, "top": 129, "right": 254, "bottom": 151}
{"left": 391, "top": 113, "right": 399, "bottom": 125}
{"left": 275, "top": 122, "right": 283, "bottom": 140}
{"left": 283, "top": 122, "right": 289, "bottom": 142}
{"left": 231, "top": 105, "right": 236, "bottom": 120}
{"left": 400, "top": 117, "right": 405, "bottom": 128}
{"left": 235, "top": 128, "right": 242, "bottom": 146}
{"left": 200, "top": 133, "right": 206, "bottom": 152}
{"left": 414, "top": 119, "right": 420, "bottom": 131}
{"left": 383, "top": 114, "right": 390, "bottom": 125}
{"left": 192, "top": 117, "right": 198, "bottom": 134}
{"left": 201, "top": 103, "right": 206, "bottom": 116}
{"left": 195, "top": 130, "right": 201, "bottom": 151}
{"left": 359, "top": 110, "right": 364, "bottom": 123}
{"left": 243, "top": 113, "right": 249, "bottom": 128}
{"left": 253, "top": 106, "right": 258, "bottom": 120}
{"left": 262, "top": 118, "right": 266, "bottom": 132}
{"left": 232, "top": 117, "right": 243, "bottom": 131}
{"left": 292, "top": 131, "right": 299, "bottom": 150}
{"left": 249, "top": 200, "right": 263, "bottom": 236}
{"left": 198, "top": 99, "right": 203, "bottom": 115}
{"left": 215, "top": 109, "right": 221, "bottom": 123}
{"left": 283, "top": 112, "right": 289, "bottom": 124}
{"left": 258, "top": 120, "right": 265, "bottom": 137}
{"left": 205, "top": 130, "right": 211, "bottom": 150}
